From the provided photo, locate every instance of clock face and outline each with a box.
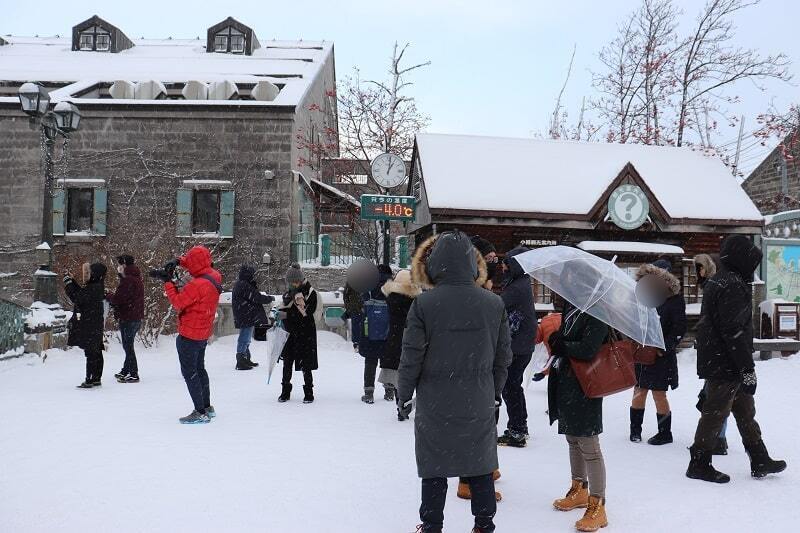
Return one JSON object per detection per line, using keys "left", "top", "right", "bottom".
{"left": 370, "top": 153, "right": 406, "bottom": 189}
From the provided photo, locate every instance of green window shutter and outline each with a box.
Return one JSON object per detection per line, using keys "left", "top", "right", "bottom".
{"left": 52, "top": 188, "right": 65, "bottom": 236}
{"left": 92, "top": 188, "right": 107, "bottom": 236}
{"left": 176, "top": 189, "right": 193, "bottom": 237}
{"left": 219, "top": 190, "right": 235, "bottom": 238}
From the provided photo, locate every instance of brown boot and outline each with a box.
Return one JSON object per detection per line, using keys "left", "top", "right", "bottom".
{"left": 553, "top": 479, "right": 589, "bottom": 511}
{"left": 456, "top": 481, "right": 503, "bottom": 502}
{"left": 575, "top": 496, "right": 608, "bottom": 532}
{"left": 493, "top": 469, "right": 501, "bottom": 481}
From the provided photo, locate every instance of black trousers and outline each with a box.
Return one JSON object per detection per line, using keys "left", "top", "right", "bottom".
{"left": 84, "top": 349, "right": 103, "bottom": 382}
{"left": 693, "top": 379, "right": 762, "bottom": 452}
{"left": 281, "top": 358, "right": 313, "bottom": 389}
{"left": 502, "top": 352, "right": 533, "bottom": 434}
{"left": 119, "top": 320, "right": 141, "bottom": 376}
{"left": 420, "top": 474, "right": 496, "bottom": 532}
{"left": 364, "top": 357, "right": 378, "bottom": 389}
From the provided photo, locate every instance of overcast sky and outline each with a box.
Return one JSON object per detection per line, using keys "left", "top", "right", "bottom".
{"left": 5, "top": 0, "right": 797, "bottom": 174}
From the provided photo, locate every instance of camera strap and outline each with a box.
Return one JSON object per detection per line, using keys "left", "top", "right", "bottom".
{"left": 199, "top": 274, "right": 223, "bottom": 294}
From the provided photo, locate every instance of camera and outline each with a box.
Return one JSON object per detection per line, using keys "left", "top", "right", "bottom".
{"left": 149, "top": 260, "right": 179, "bottom": 283}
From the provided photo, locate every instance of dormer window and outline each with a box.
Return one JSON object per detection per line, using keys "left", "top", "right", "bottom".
{"left": 213, "top": 27, "right": 245, "bottom": 54}
{"left": 78, "top": 26, "right": 111, "bottom": 52}
{"left": 206, "top": 17, "right": 260, "bottom": 56}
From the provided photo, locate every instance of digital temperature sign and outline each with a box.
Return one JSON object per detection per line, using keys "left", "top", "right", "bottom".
{"left": 360, "top": 194, "right": 416, "bottom": 221}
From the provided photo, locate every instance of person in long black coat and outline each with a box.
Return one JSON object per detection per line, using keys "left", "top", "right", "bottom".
{"left": 65, "top": 262, "right": 108, "bottom": 388}
{"left": 379, "top": 269, "right": 420, "bottom": 408}
{"left": 629, "top": 259, "right": 687, "bottom": 446}
{"left": 278, "top": 264, "right": 318, "bottom": 404}
{"left": 232, "top": 264, "right": 275, "bottom": 370}
{"left": 358, "top": 264, "right": 393, "bottom": 404}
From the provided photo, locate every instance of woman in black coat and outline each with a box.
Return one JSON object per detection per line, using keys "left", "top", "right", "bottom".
{"left": 379, "top": 269, "right": 420, "bottom": 407}
{"left": 278, "top": 264, "right": 318, "bottom": 404}
{"left": 65, "top": 262, "right": 108, "bottom": 388}
{"left": 629, "top": 259, "right": 687, "bottom": 446}
{"left": 232, "top": 264, "right": 275, "bottom": 370}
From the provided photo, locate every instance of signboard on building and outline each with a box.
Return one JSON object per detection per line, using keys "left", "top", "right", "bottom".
{"left": 608, "top": 184, "right": 649, "bottom": 230}
{"left": 360, "top": 194, "right": 416, "bottom": 221}
{"left": 765, "top": 243, "right": 800, "bottom": 302}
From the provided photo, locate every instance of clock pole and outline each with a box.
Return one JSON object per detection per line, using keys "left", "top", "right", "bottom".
{"left": 382, "top": 220, "right": 391, "bottom": 265}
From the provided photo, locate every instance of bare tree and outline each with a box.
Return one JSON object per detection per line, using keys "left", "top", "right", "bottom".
{"left": 756, "top": 103, "right": 800, "bottom": 162}
{"left": 674, "top": 0, "right": 790, "bottom": 146}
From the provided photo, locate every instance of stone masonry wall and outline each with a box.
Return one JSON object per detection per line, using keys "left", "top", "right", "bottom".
{"left": 742, "top": 141, "right": 800, "bottom": 215}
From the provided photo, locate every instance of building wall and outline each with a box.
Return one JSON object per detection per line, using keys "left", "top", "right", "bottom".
{"left": 742, "top": 141, "right": 800, "bottom": 214}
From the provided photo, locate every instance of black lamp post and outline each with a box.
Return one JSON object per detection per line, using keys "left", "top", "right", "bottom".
{"left": 17, "top": 82, "right": 82, "bottom": 246}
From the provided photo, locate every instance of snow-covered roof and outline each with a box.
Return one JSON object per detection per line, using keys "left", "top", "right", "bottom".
{"left": 308, "top": 176, "right": 360, "bottom": 208}
{"left": 764, "top": 209, "right": 800, "bottom": 226}
{"left": 415, "top": 133, "right": 763, "bottom": 223}
{"left": 577, "top": 241, "right": 684, "bottom": 255}
{"left": 0, "top": 35, "right": 333, "bottom": 107}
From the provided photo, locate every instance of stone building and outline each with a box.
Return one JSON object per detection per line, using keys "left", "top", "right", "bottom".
{"left": 741, "top": 134, "right": 800, "bottom": 214}
{"left": 0, "top": 15, "right": 338, "bottom": 304}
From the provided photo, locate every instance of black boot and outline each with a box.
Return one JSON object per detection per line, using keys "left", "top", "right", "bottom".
{"left": 245, "top": 348, "right": 259, "bottom": 367}
{"left": 745, "top": 440, "right": 787, "bottom": 478}
{"left": 384, "top": 385, "right": 396, "bottom": 402}
{"left": 686, "top": 445, "right": 730, "bottom": 483}
{"left": 236, "top": 353, "right": 254, "bottom": 370}
{"left": 278, "top": 383, "right": 292, "bottom": 403}
{"left": 647, "top": 412, "right": 673, "bottom": 445}
{"left": 303, "top": 385, "right": 314, "bottom": 404}
{"left": 712, "top": 436, "right": 728, "bottom": 456}
{"left": 630, "top": 407, "right": 644, "bottom": 442}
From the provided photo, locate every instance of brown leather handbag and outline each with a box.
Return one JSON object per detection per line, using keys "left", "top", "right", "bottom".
{"left": 632, "top": 344, "right": 662, "bottom": 365}
{"left": 570, "top": 331, "right": 637, "bottom": 398}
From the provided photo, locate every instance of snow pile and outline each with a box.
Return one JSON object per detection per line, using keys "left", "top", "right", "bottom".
{"left": 0, "top": 333, "right": 796, "bottom": 532}
{"left": 25, "top": 302, "right": 62, "bottom": 330}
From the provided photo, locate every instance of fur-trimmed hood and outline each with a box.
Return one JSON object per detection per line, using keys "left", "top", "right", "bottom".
{"left": 411, "top": 233, "right": 488, "bottom": 289}
{"left": 635, "top": 263, "right": 681, "bottom": 296}
{"left": 693, "top": 253, "right": 717, "bottom": 279}
{"left": 381, "top": 269, "right": 421, "bottom": 298}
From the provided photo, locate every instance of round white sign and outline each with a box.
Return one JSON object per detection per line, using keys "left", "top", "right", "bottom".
{"left": 608, "top": 184, "right": 649, "bottom": 230}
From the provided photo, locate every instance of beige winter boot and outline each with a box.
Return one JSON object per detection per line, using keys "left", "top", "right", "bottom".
{"left": 575, "top": 495, "right": 608, "bottom": 532}
{"left": 456, "top": 481, "right": 503, "bottom": 502}
{"left": 553, "top": 479, "right": 589, "bottom": 511}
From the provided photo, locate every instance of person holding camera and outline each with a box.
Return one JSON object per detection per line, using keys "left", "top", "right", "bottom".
{"left": 278, "top": 263, "right": 318, "bottom": 404}
{"left": 65, "top": 263, "right": 108, "bottom": 389}
{"left": 151, "top": 245, "right": 222, "bottom": 424}
{"left": 106, "top": 254, "right": 145, "bottom": 383}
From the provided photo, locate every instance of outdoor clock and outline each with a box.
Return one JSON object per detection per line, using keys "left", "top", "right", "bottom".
{"left": 370, "top": 153, "right": 406, "bottom": 189}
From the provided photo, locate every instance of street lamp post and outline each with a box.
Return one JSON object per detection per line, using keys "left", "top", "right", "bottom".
{"left": 17, "top": 83, "right": 81, "bottom": 247}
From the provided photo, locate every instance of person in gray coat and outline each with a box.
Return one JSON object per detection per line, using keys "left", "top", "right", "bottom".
{"left": 398, "top": 230, "right": 513, "bottom": 533}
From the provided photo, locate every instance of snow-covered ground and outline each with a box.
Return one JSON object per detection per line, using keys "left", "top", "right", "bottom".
{"left": 1, "top": 332, "right": 797, "bottom": 533}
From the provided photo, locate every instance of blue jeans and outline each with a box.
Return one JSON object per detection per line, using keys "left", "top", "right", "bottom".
{"left": 237, "top": 326, "right": 254, "bottom": 354}
{"left": 120, "top": 320, "right": 141, "bottom": 376}
{"left": 177, "top": 335, "right": 210, "bottom": 414}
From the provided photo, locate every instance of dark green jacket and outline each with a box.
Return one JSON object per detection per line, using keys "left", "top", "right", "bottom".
{"left": 548, "top": 304, "right": 609, "bottom": 437}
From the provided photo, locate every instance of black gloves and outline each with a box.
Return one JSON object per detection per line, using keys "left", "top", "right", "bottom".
{"left": 741, "top": 369, "right": 757, "bottom": 395}
{"left": 548, "top": 330, "right": 566, "bottom": 356}
{"left": 63, "top": 275, "right": 74, "bottom": 286}
{"left": 397, "top": 398, "right": 413, "bottom": 420}
{"left": 148, "top": 259, "right": 179, "bottom": 283}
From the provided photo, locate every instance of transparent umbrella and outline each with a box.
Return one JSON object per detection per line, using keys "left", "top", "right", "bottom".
{"left": 513, "top": 246, "right": 665, "bottom": 349}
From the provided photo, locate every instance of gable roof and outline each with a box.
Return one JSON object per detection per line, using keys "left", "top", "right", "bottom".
{"left": 414, "top": 133, "right": 763, "bottom": 223}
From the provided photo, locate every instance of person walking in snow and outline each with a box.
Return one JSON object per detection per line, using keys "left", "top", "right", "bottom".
{"left": 471, "top": 235, "right": 500, "bottom": 290}
{"left": 497, "top": 246, "right": 537, "bottom": 448}
{"left": 629, "top": 259, "right": 687, "bottom": 445}
{"left": 547, "top": 296, "right": 610, "bottom": 532}
{"left": 65, "top": 262, "right": 108, "bottom": 389}
{"left": 693, "top": 253, "right": 729, "bottom": 456}
{"left": 380, "top": 269, "right": 420, "bottom": 415}
{"left": 278, "top": 263, "right": 318, "bottom": 404}
{"left": 154, "top": 246, "right": 222, "bottom": 424}
{"left": 687, "top": 235, "right": 787, "bottom": 483}
{"left": 358, "top": 264, "right": 393, "bottom": 404}
{"left": 232, "top": 264, "right": 275, "bottom": 371}
{"left": 398, "top": 231, "right": 512, "bottom": 533}
{"left": 106, "top": 255, "right": 144, "bottom": 383}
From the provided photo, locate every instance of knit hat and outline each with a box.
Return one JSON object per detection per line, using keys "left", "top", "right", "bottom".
{"left": 470, "top": 235, "right": 496, "bottom": 256}
{"left": 652, "top": 259, "right": 672, "bottom": 272}
{"left": 116, "top": 254, "right": 135, "bottom": 266}
{"left": 285, "top": 263, "right": 304, "bottom": 286}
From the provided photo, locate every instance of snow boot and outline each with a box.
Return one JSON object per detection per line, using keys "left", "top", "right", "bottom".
{"left": 236, "top": 353, "right": 254, "bottom": 370}
{"left": 77, "top": 380, "right": 95, "bottom": 389}
{"left": 493, "top": 469, "right": 501, "bottom": 482}
{"left": 303, "top": 386, "right": 314, "bottom": 404}
{"left": 361, "top": 387, "right": 375, "bottom": 404}
{"left": 384, "top": 385, "right": 396, "bottom": 402}
{"left": 205, "top": 406, "right": 216, "bottom": 418}
{"left": 647, "top": 412, "right": 673, "bottom": 445}
{"left": 553, "top": 479, "right": 589, "bottom": 511}
{"left": 497, "top": 429, "right": 527, "bottom": 448}
{"left": 575, "top": 496, "right": 608, "bottom": 532}
{"left": 745, "top": 440, "right": 787, "bottom": 478}
{"left": 686, "top": 445, "right": 730, "bottom": 483}
{"left": 278, "top": 384, "right": 292, "bottom": 403}
{"left": 413, "top": 525, "right": 441, "bottom": 533}
{"left": 712, "top": 436, "right": 728, "bottom": 456}
{"left": 179, "top": 410, "right": 210, "bottom": 424}
{"left": 245, "top": 348, "right": 259, "bottom": 367}
{"left": 456, "top": 481, "right": 503, "bottom": 502}
{"left": 629, "top": 407, "right": 644, "bottom": 443}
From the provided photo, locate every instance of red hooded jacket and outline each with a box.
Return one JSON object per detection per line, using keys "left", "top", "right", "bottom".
{"left": 165, "top": 246, "right": 222, "bottom": 341}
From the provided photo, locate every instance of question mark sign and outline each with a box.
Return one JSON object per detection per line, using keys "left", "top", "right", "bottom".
{"left": 619, "top": 193, "right": 638, "bottom": 221}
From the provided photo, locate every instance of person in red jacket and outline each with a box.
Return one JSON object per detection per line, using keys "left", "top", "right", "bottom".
{"left": 106, "top": 255, "right": 145, "bottom": 383}
{"left": 155, "top": 246, "right": 222, "bottom": 424}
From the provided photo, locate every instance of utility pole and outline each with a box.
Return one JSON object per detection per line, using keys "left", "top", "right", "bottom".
{"left": 732, "top": 115, "right": 745, "bottom": 177}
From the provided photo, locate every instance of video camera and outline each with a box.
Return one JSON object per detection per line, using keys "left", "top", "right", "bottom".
{"left": 149, "top": 259, "right": 179, "bottom": 283}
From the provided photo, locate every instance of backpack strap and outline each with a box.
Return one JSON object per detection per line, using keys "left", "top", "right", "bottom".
{"left": 199, "top": 274, "right": 223, "bottom": 294}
